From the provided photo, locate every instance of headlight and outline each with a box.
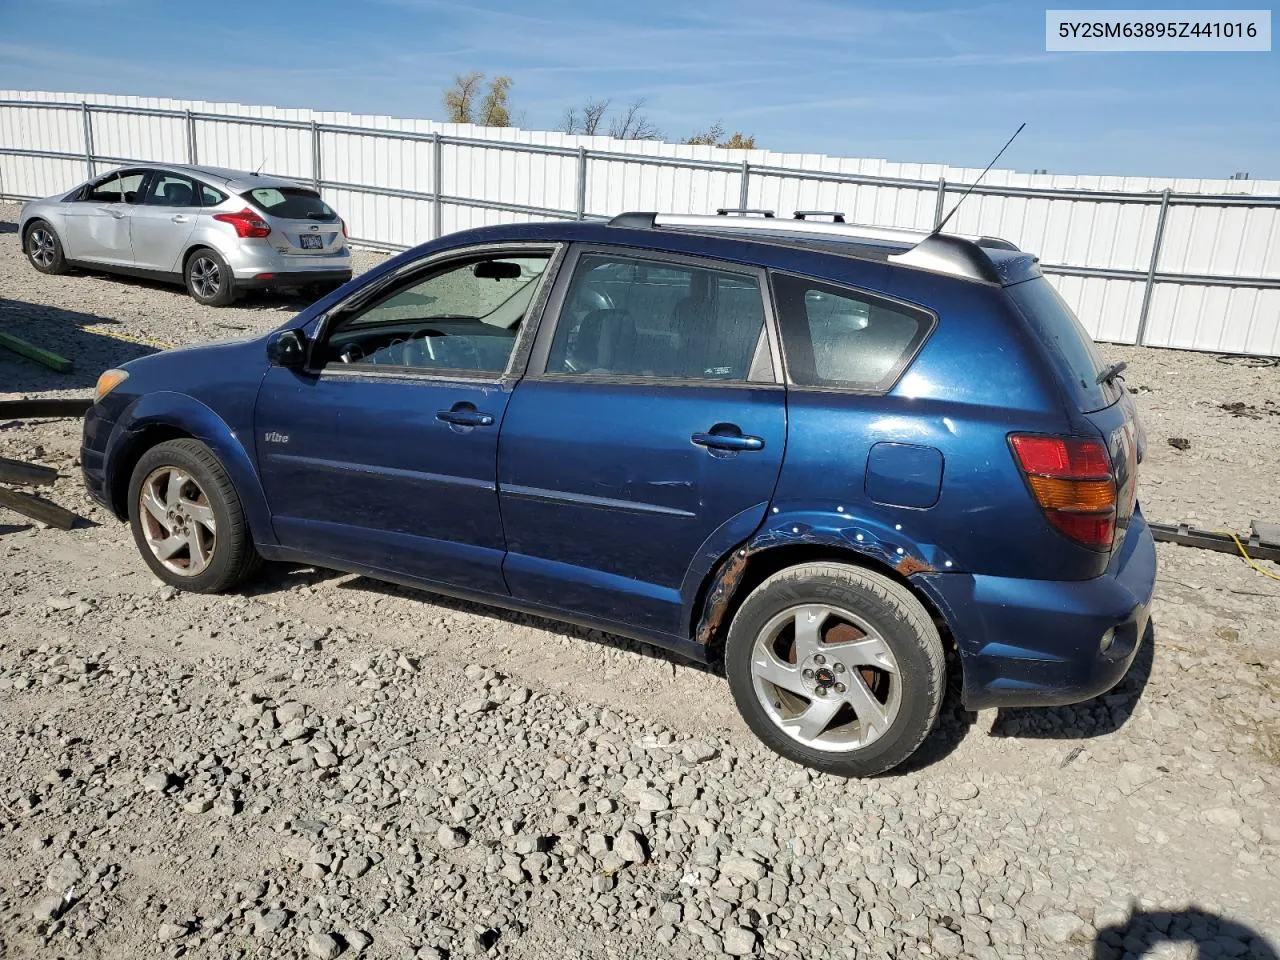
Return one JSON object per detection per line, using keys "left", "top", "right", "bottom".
{"left": 94, "top": 369, "right": 129, "bottom": 403}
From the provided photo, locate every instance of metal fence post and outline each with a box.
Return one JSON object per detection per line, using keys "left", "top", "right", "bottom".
{"left": 933, "top": 177, "right": 947, "bottom": 228}
{"left": 575, "top": 146, "right": 588, "bottom": 221}
{"left": 310, "top": 120, "right": 321, "bottom": 190}
{"left": 80, "top": 102, "right": 95, "bottom": 179}
{"left": 185, "top": 110, "right": 198, "bottom": 164}
{"left": 738, "top": 158, "right": 751, "bottom": 211}
{"left": 431, "top": 132, "right": 443, "bottom": 240}
{"left": 1135, "top": 188, "right": 1172, "bottom": 347}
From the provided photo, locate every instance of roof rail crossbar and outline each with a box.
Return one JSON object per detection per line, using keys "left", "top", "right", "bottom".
{"left": 715, "top": 207, "right": 775, "bottom": 218}
{"left": 793, "top": 210, "right": 846, "bottom": 222}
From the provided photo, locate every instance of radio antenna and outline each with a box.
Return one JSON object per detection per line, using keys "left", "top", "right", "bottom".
{"left": 932, "top": 122, "right": 1026, "bottom": 235}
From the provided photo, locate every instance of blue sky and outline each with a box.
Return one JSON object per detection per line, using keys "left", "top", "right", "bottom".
{"left": 0, "top": 0, "right": 1276, "bottom": 178}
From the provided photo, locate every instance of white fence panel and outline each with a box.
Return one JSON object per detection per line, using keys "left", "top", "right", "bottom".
{"left": 0, "top": 89, "right": 1277, "bottom": 356}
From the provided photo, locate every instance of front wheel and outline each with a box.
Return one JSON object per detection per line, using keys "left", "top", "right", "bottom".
{"left": 184, "top": 249, "right": 237, "bottom": 306}
{"left": 725, "top": 562, "right": 945, "bottom": 777}
{"left": 25, "top": 220, "right": 69, "bottom": 275}
{"left": 127, "top": 439, "right": 261, "bottom": 593}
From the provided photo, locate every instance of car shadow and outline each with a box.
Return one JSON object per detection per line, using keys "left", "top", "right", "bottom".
{"left": 0, "top": 297, "right": 161, "bottom": 394}
{"left": 39, "top": 261, "right": 322, "bottom": 313}
{"left": 0, "top": 220, "right": 17, "bottom": 234}
{"left": 1094, "top": 906, "right": 1278, "bottom": 959}
{"left": 248, "top": 562, "right": 720, "bottom": 675}
{"left": 990, "top": 618, "right": 1156, "bottom": 740}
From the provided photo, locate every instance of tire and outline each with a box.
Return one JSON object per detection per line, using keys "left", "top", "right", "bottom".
{"left": 184, "top": 248, "right": 237, "bottom": 306}
{"left": 24, "top": 220, "right": 69, "bottom": 275}
{"left": 725, "top": 562, "right": 945, "bottom": 777}
{"left": 127, "top": 439, "right": 261, "bottom": 593}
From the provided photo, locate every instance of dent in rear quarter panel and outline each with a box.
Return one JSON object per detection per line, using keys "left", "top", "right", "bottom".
{"left": 771, "top": 274, "right": 1103, "bottom": 583}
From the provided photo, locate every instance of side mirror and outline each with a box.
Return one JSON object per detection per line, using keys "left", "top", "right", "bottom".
{"left": 266, "top": 329, "right": 308, "bottom": 368}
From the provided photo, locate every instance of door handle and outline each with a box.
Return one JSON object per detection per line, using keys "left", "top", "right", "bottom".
{"left": 102, "top": 207, "right": 127, "bottom": 219}
{"left": 691, "top": 431, "right": 765, "bottom": 452}
{"left": 436, "top": 407, "right": 495, "bottom": 427}
{"left": 171, "top": 214, "right": 191, "bottom": 223}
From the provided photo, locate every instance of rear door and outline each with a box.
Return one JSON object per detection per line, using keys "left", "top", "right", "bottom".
{"left": 242, "top": 185, "right": 345, "bottom": 256}
{"left": 255, "top": 244, "right": 557, "bottom": 593}
{"left": 1005, "top": 277, "right": 1141, "bottom": 547}
{"left": 129, "top": 171, "right": 200, "bottom": 272}
{"left": 59, "top": 169, "right": 149, "bottom": 265}
{"left": 497, "top": 247, "right": 786, "bottom": 639}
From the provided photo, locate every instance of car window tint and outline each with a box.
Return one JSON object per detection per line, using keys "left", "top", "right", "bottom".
{"left": 86, "top": 172, "right": 148, "bottom": 204}
{"left": 244, "top": 187, "right": 337, "bottom": 221}
{"left": 143, "top": 173, "right": 198, "bottom": 207}
{"left": 547, "top": 254, "right": 765, "bottom": 380}
{"left": 771, "top": 273, "right": 932, "bottom": 391}
{"left": 322, "top": 255, "right": 549, "bottom": 375}
{"left": 199, "top": 183, "right": 228, "bottom": 207}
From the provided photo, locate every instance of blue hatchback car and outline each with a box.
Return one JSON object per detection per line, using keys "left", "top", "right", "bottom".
{"left": 82, "top": 210, "right": 1156, "bottom": 775}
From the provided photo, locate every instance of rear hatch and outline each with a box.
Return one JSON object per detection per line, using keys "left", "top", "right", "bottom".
{"left": 1006, "top": 277, "right": 1143, "bottom": 551}
{"left": 242, "top": 185, "right": 346, "bottom": 255}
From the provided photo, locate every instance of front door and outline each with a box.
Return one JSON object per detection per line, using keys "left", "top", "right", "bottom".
{"left": 498, "top": 248, "right": 787, "bottom": 639}
{"left": 255, "top": 245, "right": 558, "bottom": 594}
{"left": 129, "top": 171, "right": 200, "bottom": 272}
{"left": 60, "top": 169, "right": 149, "bottom": 265}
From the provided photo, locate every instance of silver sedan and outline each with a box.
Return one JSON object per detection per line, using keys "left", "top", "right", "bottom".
{"left": 19, "top": 163, "right": 353, "bottom": 305}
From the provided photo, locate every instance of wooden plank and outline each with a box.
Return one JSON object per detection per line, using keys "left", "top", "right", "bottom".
{"left": 0, "top": 486, "right": 79, "bottom": 530}
{"left": 0, "top": 397, "right": 93, "bottom": 419}
{"left": 0, "top": 456, "right": 58, "bottom": 486}
{"left": 0, "top": 332, "right": 73, "bottom": 372}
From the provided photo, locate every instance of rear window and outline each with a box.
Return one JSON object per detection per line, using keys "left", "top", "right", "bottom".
{"left": 771, "top": 273, "right": 933, "bottom": 391}
{"left": 1006, "top": 277, "right": 1120, "bottom": 412}
{"left": 243, "top": 187, "right": 337, "bottom": 221}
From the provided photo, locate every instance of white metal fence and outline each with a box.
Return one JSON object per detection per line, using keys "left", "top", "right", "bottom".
{"left": 2, "top": 90, "right": 1278, "bottom": 357}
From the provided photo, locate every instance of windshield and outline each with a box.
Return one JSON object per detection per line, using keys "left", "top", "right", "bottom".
{"left": 243, "top": 187, "right": 338, "bottom": 221}
{"left": 1006, "top": 277, "right": 1122, "bottom": 413}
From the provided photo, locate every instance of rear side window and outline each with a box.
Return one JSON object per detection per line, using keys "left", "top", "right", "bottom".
{"left": 1006, "top": 277, "right": 1120, "bottom": 412}
{"left": 546, "top": 254, "right": 767, "bottom": 381}
{"left": 243, "top": 187, "right": 337, "bottom": 221}
{"left": 199, "top": 183, "right": 227, "bottom": 207}
{"left": 771, "top": 273, "right": 933, "bottom": 391}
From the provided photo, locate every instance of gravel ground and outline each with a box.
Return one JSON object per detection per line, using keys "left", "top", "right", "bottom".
{"left": 2, "top": 202, "right": 1279, "bottom": 960}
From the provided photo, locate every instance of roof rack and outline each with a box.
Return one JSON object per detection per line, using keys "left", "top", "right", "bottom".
{"left": 604, "top": 210, "right": 1026, "bottom": 284}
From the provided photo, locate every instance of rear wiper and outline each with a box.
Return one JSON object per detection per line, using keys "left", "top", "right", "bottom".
{"left": 1096, "top": 361, "right": 1127, "bottom": 385}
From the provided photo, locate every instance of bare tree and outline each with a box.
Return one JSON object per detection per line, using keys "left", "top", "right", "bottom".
{"left": 561, "top": 99, "right": 611, "bottom": 136}
{"left": 443, "top": 71, "right": 485, "bottom": 124}
{"left": 608, "top": 99, "right": 661, "bottom": 140}
{"left": 479, "top": 75, "right": 513, "bottom": 127}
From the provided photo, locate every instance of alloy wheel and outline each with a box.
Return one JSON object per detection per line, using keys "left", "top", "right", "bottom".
{"left": 137, "top": 466, "right": 217, "bottom": 576}
{"left": 28, "top": 227, "right": 55, "bottom": 267}
{"left": 750, "top": 604, "right": 903, "bottom": 752}
{"left": 190, "top": 257, "right": 221, "bottom": 300}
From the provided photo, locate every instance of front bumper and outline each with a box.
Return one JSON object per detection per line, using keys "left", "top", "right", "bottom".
{"left": 81, "top": 403, "right": 115, "bottom": 513}
{"left": 917, "top": 510, "right": 1157, "bottom": 710}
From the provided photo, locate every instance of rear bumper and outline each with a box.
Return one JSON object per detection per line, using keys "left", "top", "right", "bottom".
{"left": 234, "top": 269, "right": 352, "bottom": 290}
{"left": 225, "top": 241, "right": 352, "bottom": 283}
{"left": 917, "top": 509, "right": 1157, "bottom": 710}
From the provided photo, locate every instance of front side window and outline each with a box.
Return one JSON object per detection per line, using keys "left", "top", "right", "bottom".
{"left": 142, "top": 173, "right": 198, "bottom": 207}
{"left": 771, "top": 273, "right": 933, "bottom": 391}
{"left": 83, "top": 171, "right": 148, "bottom": 204}
{"left": 320, "top": 254, "right": 550, "bottom": 375}
{"left": 546, "top": 253, "right": 766, "bottom": 381}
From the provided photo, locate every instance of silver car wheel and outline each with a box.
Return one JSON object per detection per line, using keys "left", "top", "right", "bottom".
{"left": 28, "top": 227, "right": 56, "bottom": 267}
{"left": 138, "top": 466, "right": 217, "bottom": 577}
{"left": 189, "top": 256, "right": 221, "bottom": 300}
{"left": 750, "top": 603, "right": 902, "bottom": 753}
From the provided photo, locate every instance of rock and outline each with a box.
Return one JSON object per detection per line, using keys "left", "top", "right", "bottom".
{"left": 184, "top": 797, "right": 213, "bottom": 814}
{"left": 31, "top": 895, "right": 63, "bottom": 922}
{"left": 614, "top": 830, "right": 646, "bottom": 863}
{"left": 345, "top": 931, "right": 372, "bottom": 953}
{"left": 460, "top": 698, "right": 495, "bottom": 715}
{"left": 722, "top": 926, "right": 756, "bottom": 956}
{"left": 342, "top": 855, "right": 371, "bottom": 878}
{"left": 721, "top": 856, "right": 767, "bottom": 883}
{"left": 932, "top": 927, "right": 964, "bottom": 957}
{"left": 307, "top": 932, "right": 343, "bottom": 959}
{"left": 636, "top": 788, "right": 670, "bottom": 812}
{"left": 1039, "top": 912, "right": 1088, "bottom": 943}
{"left": 157, "top": 922, "right": 190, "bottom": 942}
{"left": 1202, "top": 807, "right": 1243, "bottom": 827}
{"left": 141, "top": 770, "right": 174, "bottom": 793}
{"left": 254, "top": 910, "right": 289, "bottom": 936}
{"left": 438, "top": 825, "right": 468, "bottom": 850}
{"left": 45, "top": 856, "right": 83, "bottom": 892}
{"left": 952, "top": 782, "right": 980, "bottom": 801}
{"left": 681, "top": 739, "right": 718, "bottom": 763}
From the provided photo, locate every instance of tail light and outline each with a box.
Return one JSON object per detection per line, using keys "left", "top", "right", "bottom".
{"left": 1009, "top": 434, "right": 1116, "bottom": 550}
{"left": 213, "top": 208, "right": 271, "bottom": 238}
{"left": 340, "top": 218, "right": 348, "bottom": 239}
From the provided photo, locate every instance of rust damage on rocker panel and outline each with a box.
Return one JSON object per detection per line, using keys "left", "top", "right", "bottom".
{"left": 694, "top": 548, "right": 752, "bottom": 648}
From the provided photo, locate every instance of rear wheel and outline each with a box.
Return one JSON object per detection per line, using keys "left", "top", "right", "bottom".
{"left": 725, "top": 562, "right": 945, "bottom": 776}
{"left": 25, "top": 220, "right": 68, "bottom": 275}
{"left": 127, "top": 439, "right": 261, "bottom": 593}
{"left": 184, "top": 248, "right": 236, "bottom": 306}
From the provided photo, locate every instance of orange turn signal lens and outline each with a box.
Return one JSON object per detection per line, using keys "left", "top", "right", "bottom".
{"left": 94, "top": 368, "right": 128, "bottom": 403}
{"left": 1025, "top": 475, "right": 1117, "bottom": 512}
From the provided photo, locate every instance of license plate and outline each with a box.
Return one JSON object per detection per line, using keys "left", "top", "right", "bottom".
{"left": 299, "top": 234, "right": 323, "bottom": 250}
